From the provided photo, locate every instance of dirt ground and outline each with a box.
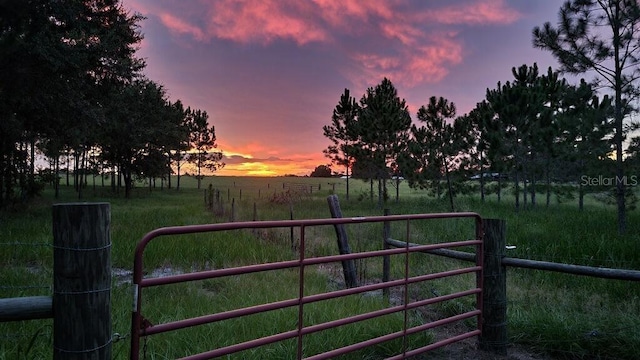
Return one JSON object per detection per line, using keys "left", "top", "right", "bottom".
{"left": 424, "top": 338, "right": 552, "bottom": 360}
{"left": 416, "top": 307, "right": 552, "bottom": 360}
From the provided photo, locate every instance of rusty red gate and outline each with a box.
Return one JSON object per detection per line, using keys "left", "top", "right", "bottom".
{"left": 131, "top": 212, "right": 484, "bottom": 359}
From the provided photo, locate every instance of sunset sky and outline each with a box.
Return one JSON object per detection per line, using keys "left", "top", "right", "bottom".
{"left": 122, "top": 0, "right": 563, "bottom": 177}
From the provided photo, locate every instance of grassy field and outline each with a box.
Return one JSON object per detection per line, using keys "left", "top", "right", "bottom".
{"left": 1, "top": 175, "right": 639, "bottom": 359}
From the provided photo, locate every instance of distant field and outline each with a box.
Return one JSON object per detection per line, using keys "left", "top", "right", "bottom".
{"left": 1, "top": 175, "right": 639, "bottom": 359}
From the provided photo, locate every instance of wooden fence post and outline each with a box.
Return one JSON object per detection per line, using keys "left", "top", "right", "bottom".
{"left": 479, "top": 218, "right": 507, "bottom": 355}
{"left": 52, "top": 203, "right": 111, "bottom": 360}
{"left": 326, "top": 195, "right": 358, "bottom": 288}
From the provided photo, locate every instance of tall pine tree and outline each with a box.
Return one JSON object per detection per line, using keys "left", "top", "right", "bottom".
{"left": 323, "top": 88, "right": 359, "bottom": 200}
{"left": 533, "top": 0, "right": 640, "bottom": 233}
{"left": 354, "top": 78, "right": 411, "bottom": 206}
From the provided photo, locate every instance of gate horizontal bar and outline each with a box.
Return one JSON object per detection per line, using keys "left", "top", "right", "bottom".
{"left": 140, "top": 240, "right": 481, "bottom": 288}
{"left": 303, "top": 310, "right": 481, "bottom": 360}
{"left": 142, "top": 268, "right": 481, "bottom": 336}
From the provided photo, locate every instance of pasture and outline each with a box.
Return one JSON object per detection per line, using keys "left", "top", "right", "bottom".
{"left": 1, "top": 175, "right": 639, "bottom": 359}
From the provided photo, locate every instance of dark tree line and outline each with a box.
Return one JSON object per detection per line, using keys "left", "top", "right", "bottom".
{"left": 323, "top": 1, "right": 640, "bottom": 235}
{"left": 0, "top": 0, "right": 223, "bottom": 203}
{"left": 324, "top": 69, "right": 618, "bottom": 210}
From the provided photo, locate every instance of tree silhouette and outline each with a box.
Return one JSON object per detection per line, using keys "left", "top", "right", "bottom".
{"left": 310, "top": 165, "right": 332, "bottom": 177}
{"left": 354, "top": 78, "right": 411, "bottom": 206}
{"left": 185, "top": 108, "right": 224, "bottom": 189}
{"left": 323, "top": 88, "right": 359, "bottom": 200}
{"left": 486, "top": 64, "right": 545, "bottom": 211}
{"left": 533, "top": 0, "right": 640, "bottom": 232}
{"left": 538, "top": 67, "right": 568, "bottom": 207}
{"left": 558, "top": 80, "right": 614, "bottom": 210}
{"left": 101, "top": 79, "right": 167, "bottom": 198}
{"left": 402, "top": 96, "right": 457, "bottom": 210}
{"left": 0, "top": 0, "right": 146, "bottom": 202}
{"left": 465, "top": 101, "right": 499, "bottom": 202}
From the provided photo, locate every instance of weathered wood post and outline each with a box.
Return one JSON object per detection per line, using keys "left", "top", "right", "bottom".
{"left": 326, "top": 195, "right": 358, "bottom": 288}
{"left": 52, "top": 203, "right": 111, "bottom": 360}
{"left": 382, "top": 209, "right": 391, "bottom": 304}
{"left": 216, "top": 190, "right": 222, "bottom": 215}
{"left": 479, "top": 218, "right": 507, "bottom": 355}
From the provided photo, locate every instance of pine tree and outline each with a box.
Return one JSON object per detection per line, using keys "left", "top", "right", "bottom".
{"left": 558, "top": 80, "right": 614, "bottom": 210}
{"left": 486, "top": 64, "right": 545, "bottom": 211}
{"left": 323, "top": 89, "right": 359, "bottom": 200}
{"left": 533, "top": 0, "right": 640, "bottom": 233}
{"left": 185, "top": 108, "right": 224, "bottom": 190}
{"left": 406, "top": 97, "right": 457, "bottom": 209}
{"left": 354, "top": 78, "right": 411, "bottom": 206}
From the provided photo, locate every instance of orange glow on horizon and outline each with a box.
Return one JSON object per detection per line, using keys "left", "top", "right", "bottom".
{"left": 213, "top": 142, "right": 333, "bottom": 177}
{"left": 216, "top": 157, "right": 325, "bottom": 177}
{"left": 228, "top": 162, "right": 279, "bottom": 177}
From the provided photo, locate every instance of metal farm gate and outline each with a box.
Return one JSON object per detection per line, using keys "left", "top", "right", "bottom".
{"left": 130, "top": 212, "right": 484, "bottom": 359}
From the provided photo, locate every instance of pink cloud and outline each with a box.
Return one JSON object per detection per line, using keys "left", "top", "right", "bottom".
{"left": 158, "top": 13, "right": 207, "bottom": 41}
{"left": 206, "top": 0, "right": 329, "bottom": 45}
{"left": 312, "top": 0, "right": 394, "bottom": 31}
{"left": 348, "top": 32, "right": 463, "bottom": 88}
{"left": 418, "top": 0, "right": 521, "bottom": 26}
{"left": 135, "top": 0, "right": 520, "bottom": 89}
{"left": 380, "top": 22, "right": 424, "bottom": 46}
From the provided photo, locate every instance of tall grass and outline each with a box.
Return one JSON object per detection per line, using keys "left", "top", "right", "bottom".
{"left": 1, "top": 175, "right": 639, "bottom": 359}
